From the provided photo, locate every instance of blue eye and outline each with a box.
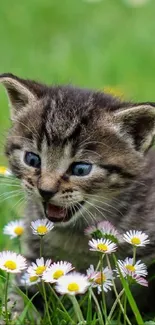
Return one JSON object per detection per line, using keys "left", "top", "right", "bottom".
{"left": 24, "top": 152, "right": 41, "bottom": 168}
{"left": 71, "top": 162, "right": 92, "bottom": 176}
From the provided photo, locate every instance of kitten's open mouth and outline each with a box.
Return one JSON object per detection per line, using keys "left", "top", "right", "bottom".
{"left": 44, "top": 202, "right": 85, "bottom": 223}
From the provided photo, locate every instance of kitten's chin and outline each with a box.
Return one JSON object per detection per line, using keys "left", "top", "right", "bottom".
{"left": 43, "top": 202, "right": 85, "bottom": 224}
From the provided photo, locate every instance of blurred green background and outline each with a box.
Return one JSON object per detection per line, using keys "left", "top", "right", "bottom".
{"left": 0, "top": 0, "right": 155, "bottom": 249}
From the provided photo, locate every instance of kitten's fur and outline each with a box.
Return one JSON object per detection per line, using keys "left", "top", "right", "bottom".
{"left": 1, "top": 73, "right": 155, "bottom": 313}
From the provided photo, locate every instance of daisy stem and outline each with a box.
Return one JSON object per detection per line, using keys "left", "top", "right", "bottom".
{"left": 69, "top": 295, "right": 85, "bottom": 324}
{"left": 4, "top": 273, "right": 10, "bottom": 325}
{"left": 100, "top": 254, "right": 107, "bottom": 321}
{"left": 106, "top": 288, "right": 125, "bottom": 325}
{"left": 40, "top": 236, "right": 43, "bottom": 258}
{"left": 106, "top": 255, "right": 132, "bottom": 325}
{"left": 124, "top": 294, "right": 127, "bottom": 325}
{"left": 96, "top": 254, "right": 105, "bottom": 271}
{"left": 49, "top": 284, "right": 74, "bottom": 324}
{"left": 90, "top": 288, "right": 104, "bottom": 325}
{"left": 133, "top": 247, "right": 136, "bottom": 264}
{"left": 42, "top": 280, "right": 52, "bottom": 325}
{"left": 18, "top": 238, "right": 22, "bottom": 254}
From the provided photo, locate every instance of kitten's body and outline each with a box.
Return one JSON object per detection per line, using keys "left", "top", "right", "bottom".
{"left": 1, "top": 73, "right": 155, "bottom": 313}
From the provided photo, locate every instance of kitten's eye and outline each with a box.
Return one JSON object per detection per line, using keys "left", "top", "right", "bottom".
{"left": 24, "top": 152, "right": 41, "bottom": 168}
{"left": 71, "top": 162, "right": 92, "bottom": 176}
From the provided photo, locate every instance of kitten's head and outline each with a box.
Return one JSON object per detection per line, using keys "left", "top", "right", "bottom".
{"left": 1, "top": 73, "right": 155, "bottom": 226}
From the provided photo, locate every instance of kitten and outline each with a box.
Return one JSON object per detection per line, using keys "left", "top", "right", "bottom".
{"left": 1, "top": 73, "right": 155, "bottom": 313}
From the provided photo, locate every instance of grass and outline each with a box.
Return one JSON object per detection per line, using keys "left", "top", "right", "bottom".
{"left": 0, "top": 0, "right": 155, "bottom": 323}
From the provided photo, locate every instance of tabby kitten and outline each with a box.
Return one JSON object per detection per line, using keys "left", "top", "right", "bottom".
{"left": 1, "top": 73, "right": 155, "bottom": 313}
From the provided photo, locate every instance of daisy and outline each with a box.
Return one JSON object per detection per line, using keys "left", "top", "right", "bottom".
{"left": 55, "top": 272, "right": 90, "bottom": 295}
{"left": 89, "top": 238, "right": 117, "bottom": 254}
{"left": 3, "top": 220, "right": 25, "bottom": 239}
{"left": 20, "top": 272, "right": 41, "bottom": 286}
{"left": 42, "top": 261, "right": 74, "bottom": 283}
{"left": 123, "top": 230, "right": 149, "bottom": 247}
{"left": 97, "top": 221, "right": 120, "bottom": 243}
{"left": 117, "top": 258, "right": 148, "bottom": 278}
{"left": 87, "top": 265, "right": 113, "bottom": 293}
{"left": 132, "top": 275, "right": 148, "bottom": 287}
{"left": 31, "top": 219, "right": 54, "bottom": 236}
{"left": 0, "top": 251, "right": 27, "bottom": 273}
{"left": 0, "top": 166, "right": 12, "bottom": 176}
{"left": 27, "top": 257, "right": 52, "bottom": 277}
{"left": 85, "top": 225, "right": 99, "bottom": 238}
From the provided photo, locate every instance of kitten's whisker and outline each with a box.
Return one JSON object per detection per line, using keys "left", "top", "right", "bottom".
{"left": 127, "top": 179, "right": 146, "bottom": 187}
{"left": 85, "top": 199, "right": 116, "bottom": 218}
{"left": 79, "top": 140, "right": 111, "bottom": 150}
{"left": 11, "top": 196, "right": 25, "bottom": 210}
{"left": 11, "top": 117, "right": 38, "bottom": 140}
{"left": 70, "top": 200, "right": 96, "bottom": 226}
{"left": 0, "top": 192, "right": 24, "bottom": 203}
{"left": 76, "top": 202, "right": 91, "bottom": 226}
{"left": 78, "top": 135, "right": 92, "bottom": 148}
{"left": 7, "top": 135, "right": 35, "bottom": 144}
{"left": 83, "top": 149, "right": 102, "bottom": 158}
{"left": 84, "top": 199, "right": 107, "bottom": 221}
{"left": 85, "top": 196, "right": 124, "bottom": 217}
{"left": 0, "top": 183, "right": 21, "bottom": 188}
{"left": 78, "top": 202, "right": 97, "bottom": 224}
{"left": 85, "top": 193, "right": 123, "bottom": 209}
{"left": 0, "top": 189, "right": 23, "bottom": 198}
{"left": 85, "top": 192, "right": 121, "bottom": 204}
{"left": 24, "top": 115, "right": 40, "bottom": 139}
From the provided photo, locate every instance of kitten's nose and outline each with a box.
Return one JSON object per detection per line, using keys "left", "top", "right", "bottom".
{"left": 38, "top": 189, "right": 57, "bottom": 201}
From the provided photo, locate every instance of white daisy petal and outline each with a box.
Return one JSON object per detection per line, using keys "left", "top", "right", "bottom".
{"left": 123, "top": 230, "right": 149, "bottom": 247}
{"left": 97, "top": 221, "right": 120, "bottom": 242}
{"left": 31, "top": 219, "right": 54, "bottom": 236}
{"left": 42, "top": 261, "right": 74, "bottom": 283}
{"left": 116, "top": 258, "right": 148, "bottom": 278}
{"left": 132, "top": 275, "right": 148, "bottom": 287}
{"left": 3, "top": 220, "right": 25, "bottom": 239}
{"left": 0, "top": 251, "right": 27, "bottom": 273}
{"left": 27, "top": 257, "right": 52, "bottom": 277}
{"left": 85, "top": 225, "right": 98, "bottom": 237}
{"left": 85, "top": 221, "right": 120, "bottom": 243}
{"left": 87, "top": 265, "right": 113, "bottom": 293}
{"left": 55, "top": 272, "right": 90, "bottom": 295}
{"left": 88, "top": 238, "right": 117, "bottom": 254}
{"left": 20, "top": 272, "right": 41, "bottom": 286}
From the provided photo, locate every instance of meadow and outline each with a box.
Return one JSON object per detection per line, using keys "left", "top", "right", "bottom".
{"left": 0, "top": 0, "right": 155, "bottom": 323}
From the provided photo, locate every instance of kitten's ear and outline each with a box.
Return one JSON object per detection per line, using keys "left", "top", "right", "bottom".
{"left": 114, "top": 104, "right": 155, "bottom": 153}
{"left": 0, "top": 73, "right": 37, "bottom": 119}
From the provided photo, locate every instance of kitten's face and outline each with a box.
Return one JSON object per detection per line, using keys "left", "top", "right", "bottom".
{"left": 2, "top": 74, "right": 155, "bottom": 226}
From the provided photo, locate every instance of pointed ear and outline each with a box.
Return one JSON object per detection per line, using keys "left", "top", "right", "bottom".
{"left": 0, "top": 73, "right": 37, "bottom": 120}
{"left": 114, "top": 104, "right": 155, "bottom": 153}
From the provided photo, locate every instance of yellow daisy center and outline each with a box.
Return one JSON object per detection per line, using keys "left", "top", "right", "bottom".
{"left": 131, "top": 237, "right": 141, "bottom": 245}
{"left": 125, "top": 264, "right": 136, "bottom": 272}
{"left": 4, "top": 260, "right": 17, "bottom": 270}
{"left": 14, "top": 226, "right": 24, "bottom": 236}
{"left": 68, "top": 282, "right": 80, "bottom": 292}
{"left": 53, "top": 269, "right": 64, "bottom": 279}
{"left": 30, "top": 275, "right": 38, "bottom": 282}
{"left": 37, "top": 225, "right": 48, "bottom": 235}
{"left": 95, "top": 273, "right": 106, "bottom": 285}
{"left": 97, "top": 243, "right": 108, "bottom": 252}
{"left": 36, "top": 265, "right": 46, "bottom": 275}
{"left": 0, "top": 166, "right": 7, "bottom": 175}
